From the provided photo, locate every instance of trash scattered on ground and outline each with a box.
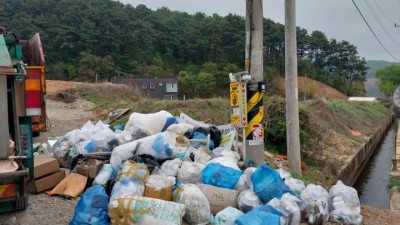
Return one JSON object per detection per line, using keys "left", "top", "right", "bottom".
{"left": 31, "top": 110, "right": 363, "bottom": 225}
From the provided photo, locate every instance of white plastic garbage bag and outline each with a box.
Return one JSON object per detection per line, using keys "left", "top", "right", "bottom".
{"left": 243, "top": 167, "right": 257, "bottom": 191}
{"left": 276, "top": 168, "right": 293, "bottom": 180}
{"left": 267, "top": 193, "right": 302, "bottom": 225}
{"left": 173, "top": 184, "right": 211, "bottom": 225}
{"left": 160, "top": 159, "right": 183, "bottom": 177}
{"left": 182, "top": 147, "right": 211, "bottom": 164}
{"left": 109, "top": 178, "right": 145, "bottom": 205}
{"left": 206, "top": 156, "right": 239, "bottom": 170}
{"left": 177, "top": 161, "right": 205, "bottom": 184}
{"left": 110, "top": 124, "right": 195, "bottom": 169}
{"left": 214, "top": 206, "right": 244, "bottom": 225}
{"left": 124, "top": 110, "right": 178, "bottom": 140}
{"left": 92, "top": 120, "right": 115, "bottom": 150}
{"left": 237, "top": 189, "right": 262, "bottom": 213}
{"left": 301, "top": 184, "right": 330, "bottom": 225}
{"left": 328, "top": 180, "right": 362, "bottom": 225}
{"left": 211, "top": 147, "right": 240, "bottom": 161}
{"left": 285, "top": 177, "right": 305, "bottom": 197}
{"left": 93, "top": 164, "right": 114, "bottom": 185}
{"left": 146, "top": 174, "right": 176, "bottom": 191}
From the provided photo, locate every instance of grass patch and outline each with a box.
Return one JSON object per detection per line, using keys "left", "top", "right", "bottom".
{"left": 388, "top": 177, "right": 400, "bottom": 190}
{"left": 292, "top": 170, "right": 319, "bottom": 186}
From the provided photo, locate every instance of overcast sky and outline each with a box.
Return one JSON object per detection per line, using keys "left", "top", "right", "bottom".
{"left": 118, "top": 0, "right": 400, "bottom": 62}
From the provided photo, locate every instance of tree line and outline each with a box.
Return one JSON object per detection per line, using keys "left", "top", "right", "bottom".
{"left": 0, "top": 0, "right": 368, "bottom": 97}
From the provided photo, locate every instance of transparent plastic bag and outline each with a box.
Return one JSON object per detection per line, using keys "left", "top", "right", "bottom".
{"left": 237, "top": 189, "right": 262, "bottom": 213}
{"left": 328, "top": 180, "right": 362, "bottom": 225}
{"left": 109, "top": 178, "right": 145, "bottom": 205}
{"left": 285, "top": 177, "right": 305, "bottom": 198}
{"left": 173, "top": 184, "right": 211, "bottom": 225}
{"left": 267, "top": 193, "right": 302, "bottom": 225}
{"left": 177, "top": 161, "right": 204, "bottom": 184}
{"left": 160, "top": 159, "right": 182, "bottom": 177}
{"left": 301, "top": 184, "right": 329, "bottom": 225}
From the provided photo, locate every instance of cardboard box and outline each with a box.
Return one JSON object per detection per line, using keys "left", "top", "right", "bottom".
{"left": 76, "top": 159, "right": 103, "bottom": 179}
{"left": 35, "top": 170, "right": 66, "bottom": 193}
{"left": 145, "top": 184, "right": 172, "bottom": 201}
{"left": 196, "top": 183, "right": 239, "bottom": 214}
{"left": 34, "top": 156, "right": 60, "bottom": 178}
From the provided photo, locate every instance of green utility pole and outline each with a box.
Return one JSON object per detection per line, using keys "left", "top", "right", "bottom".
{"left": 285, "top": 0, "right": 302, "bottom": 174}
{"left": 244, "top": 0, "right": 265, "bottom": 167}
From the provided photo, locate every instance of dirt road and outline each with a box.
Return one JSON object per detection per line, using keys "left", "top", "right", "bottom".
{"left": 0, "top": 98, "right": 94, "bottom": 225}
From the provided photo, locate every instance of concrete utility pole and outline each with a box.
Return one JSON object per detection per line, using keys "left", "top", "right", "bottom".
{"left": 244, "top": 0, "right": 265, "bottom": 167}
{"left": 285, "top": 0, "right": 302, "bottom": 174}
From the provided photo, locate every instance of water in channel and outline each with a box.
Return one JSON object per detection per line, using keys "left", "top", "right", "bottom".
{"left": 355, "top": 120, "right": 396, "bottom": 209}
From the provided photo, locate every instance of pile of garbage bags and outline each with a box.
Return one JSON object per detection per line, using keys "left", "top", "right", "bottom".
{"left": 63, "top": 110, "right": 362, "bottom": 225}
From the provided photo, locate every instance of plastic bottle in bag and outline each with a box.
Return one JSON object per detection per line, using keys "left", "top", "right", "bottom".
{"left": 300, "top": 184, "right": 329, "bottom": 225}
{"left": 93, "top": 164, "right": 114, "bottom": 185}
{"left": 328, "top": 180, "right": 362, "bottom": 225}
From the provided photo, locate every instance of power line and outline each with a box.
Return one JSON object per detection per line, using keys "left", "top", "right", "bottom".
{"left": 351, "top": 0, "right": 399, "bottom": 61}
{"left": 364, "top": 0, "right": 400, "bottom": 46}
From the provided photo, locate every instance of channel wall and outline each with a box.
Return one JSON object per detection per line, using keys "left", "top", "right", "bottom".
{"left": 337, "top": 113, "right": 395, "bottom": 187}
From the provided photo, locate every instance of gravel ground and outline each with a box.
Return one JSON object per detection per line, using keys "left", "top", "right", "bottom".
{"left": 0, "top": 98, "right": 94, "bottom": 225}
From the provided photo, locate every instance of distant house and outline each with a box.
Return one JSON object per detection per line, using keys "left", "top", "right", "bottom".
{"left": 347, "top": 97, "right": 377, "bottom": 102}
{"left": 112, "top": 76, "right": 178, "bottom": 100}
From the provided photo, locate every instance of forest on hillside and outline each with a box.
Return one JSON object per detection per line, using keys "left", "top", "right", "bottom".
{"left": 0, "top": 0, "right": 368, "bottom": 97}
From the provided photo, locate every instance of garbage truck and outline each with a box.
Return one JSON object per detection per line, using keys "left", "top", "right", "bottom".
{"left": 0, "top": 26, "right": 44, "bottom": 212}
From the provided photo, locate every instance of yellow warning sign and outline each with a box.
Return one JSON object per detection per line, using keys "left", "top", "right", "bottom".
{"left": 230, "top": 83, "right": 239, "bottom": 107}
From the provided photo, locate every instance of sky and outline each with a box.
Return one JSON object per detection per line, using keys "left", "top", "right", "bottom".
{"left": 118, "top": 0, "right": 400, "bottom": 62}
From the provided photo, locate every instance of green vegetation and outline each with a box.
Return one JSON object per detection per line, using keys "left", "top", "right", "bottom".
{"left": 388, "top": 177, "right": 400, "bottom": 190}
{"left": 327, "top": 100, "right": 390, "bottom": 120}
{"left": 1, "top": 0, "right": 367, "bottom": 96}
{"left": 376, "top": 64, "right": 400, "bottom": 97}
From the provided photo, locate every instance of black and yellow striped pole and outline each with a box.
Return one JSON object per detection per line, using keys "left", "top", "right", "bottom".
{"left": 245, "top": 84, "right": 264, "bottom": 142}
{"left": 243, "top": 0, "right": 265, "bottom": 167}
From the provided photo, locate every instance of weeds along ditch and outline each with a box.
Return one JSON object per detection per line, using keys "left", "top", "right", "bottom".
{"left": 73, "top": 84, "right": 392, "bottom": 187}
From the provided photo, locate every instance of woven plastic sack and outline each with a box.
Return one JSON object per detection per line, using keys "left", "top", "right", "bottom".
{"left": 328, "top": 180, "right": 362, "bottom": 225}
{"left": 251, "top": 165, "right": 293, "bottom": 203}
{"left": 116, "top": 161, "right": 149, "bottom": 184}
{"left": 109, "top": 196, "right": 185, "bottom": 225}
{"left": 201, "top": 163, "right": 243, "bottom": 189}
{"left": 124, "top": 110, "right": 178, "bottom": 140}
{"left": 173, "top": 184, "right": 211, "bottom": 225}
{"left": 69, "top": 185, "right": 109, "bottom": 225}
{"left": 110, "top": 124, "right": 194, "bottom": 169}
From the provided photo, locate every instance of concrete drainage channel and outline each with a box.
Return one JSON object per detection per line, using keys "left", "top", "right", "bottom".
{"left": 354, "top": 119, "right": 397, "bottom": 209}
